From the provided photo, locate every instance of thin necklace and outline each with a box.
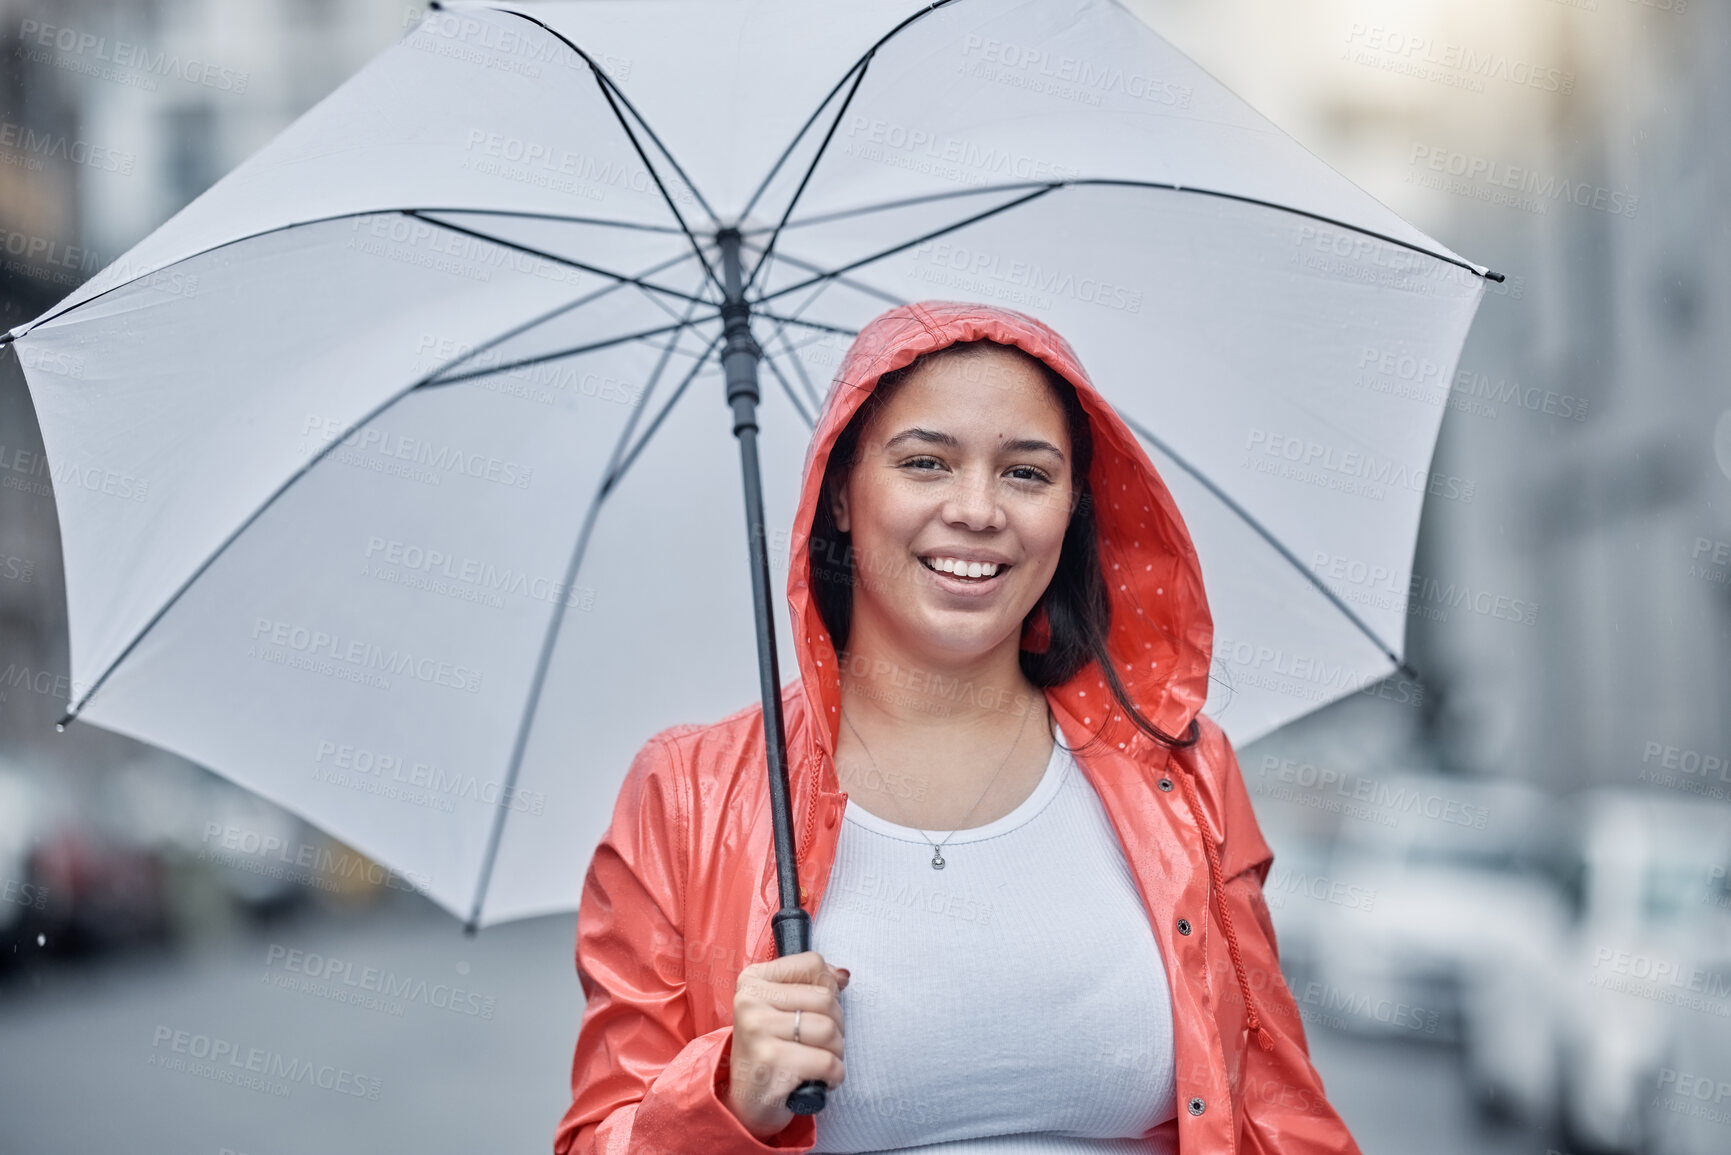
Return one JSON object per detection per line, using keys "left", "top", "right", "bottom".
{"left": 838, "top": 694, "right": 1041, "bottom": 870}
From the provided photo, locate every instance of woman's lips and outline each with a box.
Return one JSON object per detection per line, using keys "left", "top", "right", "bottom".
{"left": 920, "top": 555, "right": 1008, "bottom": 579}
{"left": 917, "top": 555, "right": 1011, "bottom": 595}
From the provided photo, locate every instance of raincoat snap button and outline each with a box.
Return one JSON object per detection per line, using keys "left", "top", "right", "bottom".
{"left": 1157, "top": 778, "right": 1173, "bottom": 792}
{"left": 1188, "top": 1097, "right": 1205, "bottom": 1116}
{"left": 1176, "top": 918, "right": 1192, "bottom": 935}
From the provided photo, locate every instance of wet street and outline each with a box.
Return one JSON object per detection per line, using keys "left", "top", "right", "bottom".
{"left": 0, "top": 895, "right": 1557, "bottom": 1154}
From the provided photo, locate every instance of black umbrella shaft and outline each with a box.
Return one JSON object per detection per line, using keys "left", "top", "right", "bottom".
{"left": 718, "top": 230, "right": 809, "bottom": 951}
{"left": 718, "top": 229, "right": 827, "bottom": 1118}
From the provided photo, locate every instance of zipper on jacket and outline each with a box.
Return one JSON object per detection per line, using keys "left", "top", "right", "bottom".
{"left": 797, "top": 753, "right": 819, "bottom": 880}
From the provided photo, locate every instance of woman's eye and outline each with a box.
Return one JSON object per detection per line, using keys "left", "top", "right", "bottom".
{"left": 898, "top": 458, "right": 1049, "bottom": 482}
{"left": 1007, "top": 466, "right": 1052, "bottom": 483}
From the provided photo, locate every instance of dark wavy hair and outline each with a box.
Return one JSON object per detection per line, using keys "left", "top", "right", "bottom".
{"left": 808, "top": 340, "right": 1197, "bottom": 753}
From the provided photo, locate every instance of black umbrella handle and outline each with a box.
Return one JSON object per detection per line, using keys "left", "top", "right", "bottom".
{"left": 718, "top": 228, "right": 828, "bottom": 1118}
{"left": 786, "top": 1081, "right": 829, "bottom": 1115}
{"left": 771, "top": 909, "right": 829, "bottom": 1115}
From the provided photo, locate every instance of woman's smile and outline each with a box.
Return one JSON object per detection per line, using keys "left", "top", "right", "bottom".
{"left": 916, "top": 552, "right": 1014, "bottom": 594}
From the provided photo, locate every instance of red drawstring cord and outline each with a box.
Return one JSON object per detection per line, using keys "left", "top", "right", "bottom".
{"left": 1174, "top": 761, "right": 1276, "bottom": 1053}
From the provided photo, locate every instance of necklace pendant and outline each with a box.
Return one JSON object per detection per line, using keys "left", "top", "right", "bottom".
{"left": 931, "top": 850, "right": 945, "bottom": 870}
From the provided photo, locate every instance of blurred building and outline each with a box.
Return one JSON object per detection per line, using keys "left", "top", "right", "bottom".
{"left": 1135, "top": 0, "right": 1731, "bottom": 798}
{"left": 0, "top": 0, "right": 410, "bottom": 750}
{"left": 1455, "top": 0, "right": 1731, "bottom": 795}
{"left": 0, "top": 0, "right": 418, "bottom": 952}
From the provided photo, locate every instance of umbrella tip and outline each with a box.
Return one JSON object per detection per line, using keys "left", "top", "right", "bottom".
{"left": 1484, "top": 269, "right": 1505, "bottom": 283}
{"left": 54, "top": 712, "right": 72, "bottom": 732}
{"left": 461, "top": 919, "right": 479, "bottom": 939}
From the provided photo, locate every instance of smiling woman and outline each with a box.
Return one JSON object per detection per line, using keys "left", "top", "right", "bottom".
{"left": 807, "top": 340, "right": 1193, "bottom": 750}
{"left": 818, "top": 342, "right": 1074, "bottom": 645}
{"left": 557, "top": 301, "right": 1365, "bottom": 1155}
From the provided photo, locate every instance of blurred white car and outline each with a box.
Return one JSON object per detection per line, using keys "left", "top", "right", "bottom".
{"left": 1305, "top": 771, "right": 1566, "bottom": 1046}
{"left": 1480, "top": 788, "right": 1731, "bottom": 1154}
{"left": 104, "top": 753, "right": 314, "bottom": 917}
{"left": 1640, "top": 830, "right": 1731, "bottom": 1155}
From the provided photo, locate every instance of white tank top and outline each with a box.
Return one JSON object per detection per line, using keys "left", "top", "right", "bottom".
{"left": 809, "top": 729, "right": 1179, "bottom": 1154}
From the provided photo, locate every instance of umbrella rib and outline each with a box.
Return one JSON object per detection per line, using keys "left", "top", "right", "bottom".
{"left": 745, "top": 243, "right": 906, "bottom": 310}
{"left": 753, "top": 178, "right": 1501, "bottom": 282}
{"left": 751, "top": 246, "right": 887, "bottom": 410}
{"left": 8, "top": 207, "right": 692, "bottom": 342}
{"left": 765, "top": 326, "right": 827, "bottom": 412}
{"left": 600, "top": 327, "right": 723, "bottom": 498}
{"left": 601, "top": 332, "right": 727, "bottom": 495}
{"left": 465, "top": 315, "right": 716, "bottom": 933}
{"left": 54, "top": 278, "right": 712, "bottom": 725}
{"left": 756, "top": 184, "right": 1059, "bottom": 304}
{"left": 488, "top": 7, "right": 721, "bottom": 227}
{"left": 406, "top": 210, "right": 711, "bottom": 305}
{"left": 1120, "top": 414, "right": 1413, "bottom": 677}
{"left": 417, "top": 319, "right": 719, "bottom": 390}
{"left": 1084, "top": 178, "right": 1498, "bottom": 280}
{"left": 632, "top": 247, "right": 720, "bottom": 329}
{"left": 758, "top": 346, "right": 816, "bottom": 429}
{"left": 488, "top": 7, "right": 725, "bottom": 297}
{"left": 420, "top": 251, "right": 696, "bottom": 388}
{"left": 595, "top": 77, "right": 721, "bottom": 226}
{"left": 746, "top": 259, "right": 859, "bottom": 409}
{"left": 753, "top": 246, "right": 885, "bottom": 326}
{"left": 751, "top": 312, "right": 860, "bottom": 339}
{"left": 589, "top": 73, "right": 725, "bottom": 298}
{"left": 737, "top": 55, "right": 868, "bottom": 225}
{"left": 742, "top": 53, "right": 876, "bottom": 296}
{"left": 417, "top": 207, "right": 685, "bottom": 234}
{"left": 739, "top": 182, "right": 1046, "bottom": 235}
{"left": 773, "top": 324, "right": 854, "bottom": 364}
{"left": 736, "top": 0, "right": 963, "bottom": 223}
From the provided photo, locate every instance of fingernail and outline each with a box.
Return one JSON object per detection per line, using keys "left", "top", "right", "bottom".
{"left": 836, "top": 967, "right": 850, "bottom": 984}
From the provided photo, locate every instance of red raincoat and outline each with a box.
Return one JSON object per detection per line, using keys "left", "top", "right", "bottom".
{"left": 555, "top": 302, "right": 1364, "bottom": 1155}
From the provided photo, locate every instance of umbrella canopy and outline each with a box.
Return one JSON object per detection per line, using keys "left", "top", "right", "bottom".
{"left": 6, "top": 0, "right": 1491, "bottom": 929}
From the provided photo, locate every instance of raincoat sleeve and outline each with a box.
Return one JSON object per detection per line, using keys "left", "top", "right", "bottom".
{"left": 554, "top": 731, "right": 817, "bottom": 1155}
{"left": 1199, "top": 719, "right": 1365, "bottom": 1155}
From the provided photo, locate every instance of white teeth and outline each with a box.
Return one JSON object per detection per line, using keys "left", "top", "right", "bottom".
{"left": 923, "top": 557, "right": 1000, "bottom": 578}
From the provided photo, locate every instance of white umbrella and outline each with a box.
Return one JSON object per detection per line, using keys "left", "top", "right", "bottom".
{"left": 5, "top": 0, "right": 1493, "bottom": 943}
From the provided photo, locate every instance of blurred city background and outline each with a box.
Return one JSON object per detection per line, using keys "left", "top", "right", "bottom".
{"left": 2, "top": 0, "right": 1728, "bottom": 1152}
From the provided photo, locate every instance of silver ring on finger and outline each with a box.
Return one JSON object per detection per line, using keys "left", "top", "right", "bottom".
{"left": 792, "top": 1008, "right": 802, "bottom": 1044}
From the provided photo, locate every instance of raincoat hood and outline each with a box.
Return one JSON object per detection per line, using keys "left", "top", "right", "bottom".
{"left": 786, "top": 300, "right": 1214, "bottom": 767}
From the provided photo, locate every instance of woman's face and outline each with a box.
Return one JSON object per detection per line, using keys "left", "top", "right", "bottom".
{"left": 831, "top": 346, "right": 1076, "bottom": 667}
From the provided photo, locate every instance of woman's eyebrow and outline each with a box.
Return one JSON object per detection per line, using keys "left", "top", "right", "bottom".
{"left": 1000, "top": 437, "right": 1066, "bottom": 462}
{"left": 881, "top": 428, "right": 1066, "bottom": 462}
{"left": 882, "top": 427, "right": 958, "bottom": 452}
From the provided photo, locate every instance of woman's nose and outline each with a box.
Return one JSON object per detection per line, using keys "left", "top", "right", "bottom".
{"left": 941, "top": 471, "right": 1004, "bottom": 531}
